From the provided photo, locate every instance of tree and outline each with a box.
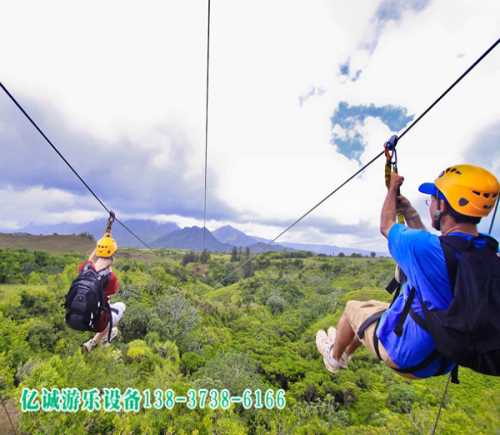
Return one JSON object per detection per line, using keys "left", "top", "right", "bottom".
{"left": 199, "top": 249, "right": 210, "bottom": 264}
{"left": 230, "top": 247, "right": 239, "bottom": 262}
{"left": 338, "top": 252, "right": 345, "bottom": 257}
{"left": 181, "top": 251, "right": 197, "bottom": 266}
{"left": 242, "top": 259, "right": 254, "bottom": 278}
{"left": 155, "top": 294, "right": 199, "bottom": 343}
{"left": 370, "top": 251, "right": 376, "bottom": 258}
{"left": 266, "top": 294, "right": 286, "bottom": 315}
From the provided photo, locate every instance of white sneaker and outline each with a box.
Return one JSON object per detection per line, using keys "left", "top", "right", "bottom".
{"left": 82, "top": 337, "right": 98, "bottom": 353}
{"left": 327, "top": 327, "right": 352, "bottom": 366}
{"left": 102, "top": 327, "right": 119, "bottom": 347}
{"left": 315, "top": 330, "right": 346, "bottom": 373}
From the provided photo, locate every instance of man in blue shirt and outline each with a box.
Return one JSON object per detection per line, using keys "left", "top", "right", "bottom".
{"left": 316, "top": 164, "right": 499, "bottom": 378}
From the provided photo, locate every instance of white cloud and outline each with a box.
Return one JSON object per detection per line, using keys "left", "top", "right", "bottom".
{"left": 1, "top": 0, "right": 499, "bottom": 249}
{"left": 0, "top": 185, "right": 103, "bottom": 229}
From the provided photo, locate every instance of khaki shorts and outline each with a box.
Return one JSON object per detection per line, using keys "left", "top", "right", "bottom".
{"left": 344, "top": 300, "right": 397, "bottom": 369}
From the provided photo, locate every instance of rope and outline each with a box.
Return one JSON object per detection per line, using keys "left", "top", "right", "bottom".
{"left": 430, "top": 373, "right": 451, "bottom": 435}
{"left": 1, "top": 35, "right": 497, "bottom": 283}
{"left": 488, "top": 196, "right": 499, "bottom": 236}
{"left": 1, "top": 400, "right": 17, "bottom": 435}
{"left": 219, "top": 38, "right": 500, "bottom": 284}
{"left": 265, "top": 37, "right": 500, "bottom": 245}
{"left": 0, "top": 82, "right": 154, "bottom": 250}
{"left": 202, "top": 0, "right": 211, "bottom": 251}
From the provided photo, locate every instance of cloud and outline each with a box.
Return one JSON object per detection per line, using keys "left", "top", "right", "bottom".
{"left": 1, "top": 0, "right": 500, "bottom": 252}
{"left": 463, "top": 121, "right": 500, "bottom": 238}
{"left": 330, "top": 102, "right": 414, "bottom": 160}
{"left": 464, "top": 121, "right": 500, "bottom": 176}
{"left": 0, "top": 185, "right": 102, "bottom": 230}
{"left": 0, "top": 94, "right": 234, "bottom": 221}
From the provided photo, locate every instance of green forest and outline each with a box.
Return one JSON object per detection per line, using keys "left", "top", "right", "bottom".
{"left": 0, "top": 247, "right": 499, "bottom": 434}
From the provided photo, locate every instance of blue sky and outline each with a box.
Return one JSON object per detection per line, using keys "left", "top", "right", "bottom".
{"left": 330, "top": 102, "right": 414, "bottom": 160}
{"left": 1, "top": 0, "right": 499, "bottom": 249}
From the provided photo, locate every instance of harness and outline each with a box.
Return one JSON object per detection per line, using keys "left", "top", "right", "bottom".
{"left": 83, "top": 262, "right": 114, "bottom": 342}
{"left": 357, "top": 238, "right": 464, "bottom": 382}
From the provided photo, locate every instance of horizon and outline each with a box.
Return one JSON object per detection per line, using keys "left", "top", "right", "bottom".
{"left": 1, "top": 1, "right": 499, "bottom": 252}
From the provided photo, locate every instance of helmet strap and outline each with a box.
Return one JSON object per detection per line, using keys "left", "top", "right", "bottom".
{"left": 432, "top": 197, "right": 444, "bottom": 231}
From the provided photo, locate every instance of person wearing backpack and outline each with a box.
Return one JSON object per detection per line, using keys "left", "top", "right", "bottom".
{"left": 316, "top": 164, "right": 499, "bottom": 381}
{"left": 64, "top": 224, "right": 126, "bottom": 352}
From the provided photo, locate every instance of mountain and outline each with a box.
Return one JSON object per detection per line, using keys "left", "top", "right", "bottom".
{"left": 21, "top": 219, "right": 180, "bottom": 248}
{"left": 212, "top": 225, "right": 263, "bottom": 247}
{"left": 212, "top": 225, "right": 293, "bottom": 253}
{"left": 212, "top": 225, "right": 385, "bottom": 256}
{"left": 153, "top": 226, "right": 233, "bottom": 252}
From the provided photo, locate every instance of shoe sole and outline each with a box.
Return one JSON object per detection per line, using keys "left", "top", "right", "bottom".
{"left": 82, "top": 343, "right": 94, "bottom": 353}
{"left": 327, "top": 326, "right": 351, "bottom": 368}
{"left": 316, "top": 331, "right": 339, "bottom": 374}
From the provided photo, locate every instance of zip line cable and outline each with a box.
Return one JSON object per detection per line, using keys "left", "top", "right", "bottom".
{"left": 0, "top": 34, "right": 498, "bottom": 435}
{"left": 273, "top": 37, "right": 500, "bottom": 243}
{"left": 0, "top": 82, "right": 154, "bottom": 250}
{"left": 488, "top": 196, "right": 499, "bottom": 236}
{"left": 430, "top": 373, "right": 451, "bottom": 435}
{"left": 220, "top": 37, "right": 500, "bottom": 284}
{"left": 202, "top": 0, "right": 211, "bottom": 251}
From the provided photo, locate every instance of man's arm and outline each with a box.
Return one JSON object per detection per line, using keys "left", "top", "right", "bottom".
{"left": 380, "top": 173, "right": 404, "bottom": 238}
{"left": 397, "top": 195, "right": 426, "bottom": 230}
{"left": 88, "top": 248, "right": 97, "bottom": 263}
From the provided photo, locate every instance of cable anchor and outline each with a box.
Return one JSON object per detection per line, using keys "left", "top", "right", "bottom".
{"left": 104, "top": 211, "right": 116, "bottom": 234}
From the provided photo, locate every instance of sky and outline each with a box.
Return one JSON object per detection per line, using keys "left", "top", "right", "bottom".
{"left": 0, "top": 0, "right": 499, "bottom": 251}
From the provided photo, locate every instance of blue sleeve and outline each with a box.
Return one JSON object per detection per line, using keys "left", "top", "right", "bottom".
{"left": 387, "top": 224, "right": 436, "bottom": 275}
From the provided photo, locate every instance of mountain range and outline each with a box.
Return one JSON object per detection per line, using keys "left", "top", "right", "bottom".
{"left": 19, "top": 219, "right": 382, "bottom": 256}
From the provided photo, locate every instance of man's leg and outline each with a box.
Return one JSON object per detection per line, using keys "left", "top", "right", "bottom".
{"left": 345, "top": 337, "right": 362, "bottom": 356}
{"left": 82, "top": 302, "right": 126, "bottom": 352}
{"left": 331, "top": 313, "right": 357, "bottom": 361}
{"left": 316, "top": 300, "right": 389, "bottom": 373}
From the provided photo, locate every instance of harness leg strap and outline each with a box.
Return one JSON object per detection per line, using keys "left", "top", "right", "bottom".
{"left": 357, "top": 310, "right": 386, "bottom": 361}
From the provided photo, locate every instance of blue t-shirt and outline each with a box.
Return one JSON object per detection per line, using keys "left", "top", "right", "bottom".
{"left": 377, "top": 224, "right": 457, "bottom": 378}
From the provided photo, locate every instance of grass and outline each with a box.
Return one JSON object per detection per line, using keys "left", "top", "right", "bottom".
{"left": 0, "top": 233, "right": 94, "bottom": 253}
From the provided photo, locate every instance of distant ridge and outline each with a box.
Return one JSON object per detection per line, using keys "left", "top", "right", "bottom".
{"left": 21, "top": 219, "right": 180, "bottom": 248}
{"left": 13, "top": 220, "right": 383, "bottom": 255}
{"left": 153, "top": 226, "right": 232, "bottom": 252}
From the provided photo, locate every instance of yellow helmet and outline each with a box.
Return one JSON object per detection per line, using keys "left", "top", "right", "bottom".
{"left": 96, "top": 233, "right": 118, "bottom": 257}
{"left": 419, "top": 164, "right": 499, "bottom": 218}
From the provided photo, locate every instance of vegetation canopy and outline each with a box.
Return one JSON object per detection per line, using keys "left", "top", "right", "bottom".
{"left": 0, "top": 247, "right": 499, "bottom": 434}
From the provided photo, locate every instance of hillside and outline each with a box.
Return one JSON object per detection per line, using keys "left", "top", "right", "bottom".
{"left": 0, "top": 233, "right": 95, "bottom": 253}
{"left": 0, "top": 247, "right": 498, "bottom": 433}
{"left": 21, "top": 219, "right": 180, "bottom": 248}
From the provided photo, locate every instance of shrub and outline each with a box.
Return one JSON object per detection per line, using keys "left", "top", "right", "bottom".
{"left": 387, "top": 383, "right": 417, "bottom": 413}
{"left": 266, "top": 294, "right": 286, "bottom": 315}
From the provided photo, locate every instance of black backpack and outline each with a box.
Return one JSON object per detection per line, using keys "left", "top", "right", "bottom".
{"left": 417, "top": 235, "right": 500, "bottom": 376}
{"left": 64, "top": 263, "right": 112, "bottom": 334}
{"left": 392, "top": 234, "right": 500, "bottom": 381}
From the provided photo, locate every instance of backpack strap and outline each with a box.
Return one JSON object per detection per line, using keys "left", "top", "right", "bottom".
{"left": 357, "top": 310, "right": 386, "bottom": 361}
{"left": 385, "top": 278, "right": 401, "bottom": 295}
{"left": 394, "top": 287, "right": 416, "bottom": 337}
{"left": 395, "top": 236, "right": 465, "bottom": 337}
